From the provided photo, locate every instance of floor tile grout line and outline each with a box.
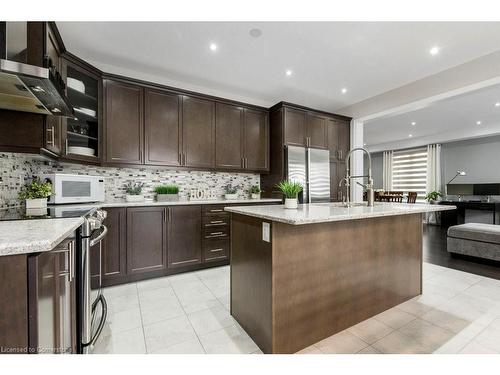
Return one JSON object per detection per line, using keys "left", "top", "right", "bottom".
{"left": 169, "top": 278, "right": 207, "bottom": 354}
{"left": 134, "top": 282, "right": 149, "bottom": 354}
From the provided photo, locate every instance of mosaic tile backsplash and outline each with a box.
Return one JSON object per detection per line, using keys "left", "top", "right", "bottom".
{"left": 0, "top": 153, "right": 260, "bottom": 209}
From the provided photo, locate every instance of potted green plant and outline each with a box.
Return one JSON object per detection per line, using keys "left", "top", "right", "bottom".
{"left": 276, "top": 180, "right": 303, "bottom": 209}
{"left": 249, "top": 185, "right": 261, "bottom": 199}
{"left": 19, "top": 178, "right": 52, "bottom": 209}
{"left": 155, "top": 184, "right": 179, "bottom": 202}
{"left": 224, "top": 184, "right": 239, "bottom": 200}
{"left": 125, "top": 182, "right": 145, "bottom": 202}
{"left": 425, "top": 191, "right": 442, "bottom": 204}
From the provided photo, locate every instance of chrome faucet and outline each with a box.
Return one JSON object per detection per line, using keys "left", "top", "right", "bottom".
{"left": 342, "top": 147, "right": 374, "bottom": 207}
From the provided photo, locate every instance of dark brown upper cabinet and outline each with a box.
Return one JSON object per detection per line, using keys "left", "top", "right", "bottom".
{"left": 306, "top": 112, "right": 328, "bottom": 149}
{"left": 182, "top": 96, "right": 216, "bottom": 168}
{"left": 244, "top": 108, "right": 269, "bottom": 171}
{"left": 327, "top": 118, "right": 350, "bottom": 161}
{"left": 284, "top": 107, "right": 307, "bottom": 147}
{"left": 338, "top": 120, "right": 350, "bottom": 161}
{"left": 61, "top": 56, "right": 102, "bottom": 165}
{"left": 327, "top": 118, "right": 340, "bottom": 161}
{"left": 145, "top": 89, "right": 182, "bottom": 166}
{"left": 215, "top": 103, "right": 244, "bottom": 169}
{"left": 0, "top": 22, "right": 68, "bottom": 159}
{"left": 126, "top": 207, "right": 167, "bottom": 274}
{"left": 167, "top": 205, "right": 202, "bottom": 268}
{"left": 104, "top": 80, "right": 144, "bottom": 165}
{"left": 43, "top": 23, "right": 63, "bottom": 156}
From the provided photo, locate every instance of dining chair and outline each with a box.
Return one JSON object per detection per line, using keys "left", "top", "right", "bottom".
{"left": 388, "top": 195, "right": 403, "bottom": 203}
{"left": 407, "top": 192, "right": 418, "bottom": 204}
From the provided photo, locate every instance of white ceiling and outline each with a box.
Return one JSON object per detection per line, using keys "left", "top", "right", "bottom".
{"left": 364, "top": 83, "right": 500, "bottom": 151}
{"left": 56, "top": 22, "right": 500, "bottom": 112}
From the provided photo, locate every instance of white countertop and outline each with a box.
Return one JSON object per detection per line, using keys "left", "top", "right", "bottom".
{"left": 225, "top": 202, "right": 456, "bottom": 225}
{"left": 52, "top": 198, "right": 282, "bottom": 210}
{"left": 0, "top": 198, "right": 281, "bottom": 257}
{"left": 99, "top": 197, "right": 281, "bottom": 208}
{"left": 0, "top": 217, "right": 84, "bottom": 257}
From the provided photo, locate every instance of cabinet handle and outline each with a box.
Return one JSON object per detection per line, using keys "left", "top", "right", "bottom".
{"left": 210, "top": 220, "right": 224, "bottom": 224}
{"left": 163, "top": 209, "right": 166, "bottom": 223}
{"left": 65, "top": 138, "right": 68, "bottom": 155}
{"left": 209, "top": 209, "right": 224, "bottom": 213}
{"left": 209, "top": 248, "right": 224, "bottom": 253}
{"left": 205, "top": 233, "right": 227, "bottom": 239}
{"left": 179, "top": 153, "right": 182, "bottom": 165}
{"left": 69, "top": 240, "right": 75, "bottom": 282}
{"left": 47, "top": 126, "right": 54, "bottom": 146}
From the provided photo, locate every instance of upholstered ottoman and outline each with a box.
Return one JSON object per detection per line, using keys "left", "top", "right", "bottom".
{"left": 447, "top": 223, "right": 500, "bottom": 261}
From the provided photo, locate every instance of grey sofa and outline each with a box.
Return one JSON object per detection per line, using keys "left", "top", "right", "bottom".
{"left": 447, "top": 223, "right": 500, "bottom": 261}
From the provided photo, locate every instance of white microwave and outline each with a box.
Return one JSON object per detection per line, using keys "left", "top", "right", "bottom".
{"left": 42, "top": 174, "right": 105, "bottom": 204}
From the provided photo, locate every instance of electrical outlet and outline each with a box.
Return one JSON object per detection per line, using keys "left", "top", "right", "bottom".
{"left": 262, "top": 222, "right": 270, "bottom": 242}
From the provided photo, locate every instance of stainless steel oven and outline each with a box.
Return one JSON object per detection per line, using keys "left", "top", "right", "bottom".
{"left": 77, "top": 208, "right": 108, "bottom": 354}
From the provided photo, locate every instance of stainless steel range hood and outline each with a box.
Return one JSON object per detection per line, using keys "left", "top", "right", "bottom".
{"left": 0, "top": 58, "right": 74, "bottom": 117}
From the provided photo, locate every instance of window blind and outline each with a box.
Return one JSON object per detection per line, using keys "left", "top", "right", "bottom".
{"left": 391, "top": 147, "right": 428, "bottom": 200}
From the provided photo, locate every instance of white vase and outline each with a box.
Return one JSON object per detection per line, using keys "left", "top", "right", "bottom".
{"left": 125, "top": 194, "right": 145, "bottom": 202}
{"left": 284, "top": 198, "right": 298, "bottom": 209}
{"left": 251, "top": 193, "right": 261, "bottom": 199}
{"left": 25, "top": 198, "right": 47, "bottom": 209}
{"left": 225, "top": 193, "right": 238, "bottom": 200}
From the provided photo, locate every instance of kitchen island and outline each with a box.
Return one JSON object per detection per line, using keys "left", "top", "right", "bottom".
{"left": 225, "top": 202, "right": 456, "bottom": 354}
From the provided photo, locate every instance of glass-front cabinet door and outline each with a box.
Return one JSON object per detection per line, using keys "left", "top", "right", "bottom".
{"left": 61, "top": 58, "right": 101, "bottom": 164}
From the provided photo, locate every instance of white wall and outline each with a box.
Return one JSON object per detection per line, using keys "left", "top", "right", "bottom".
{"left": 364, "top": 152, "right": 383, "bottom": 189}
{"left": 441, "top": 135, "right": 500, "bottom": 187}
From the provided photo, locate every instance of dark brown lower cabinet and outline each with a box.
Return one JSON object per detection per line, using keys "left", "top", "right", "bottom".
{"left": 168, "top": 206, "right": 202, "bottom": 268}
{"left": 91, "top": 208, "right": 127, "bottom": 288}
{"left": 96, "top": 202, "right": 278, "bottom": 287}
{"left": 28, "top": 239, "right": 76, "bottom": 354}
{"left": 127, "top": 207, "right": 167, "bottom": 274}
{"left": 330, "top": 161, "right": 347, "bottom": 202}
{"left": 0, "top": 237, "right": 77, "bottom": 355}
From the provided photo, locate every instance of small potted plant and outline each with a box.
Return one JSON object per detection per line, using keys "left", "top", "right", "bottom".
{"left": 19, "top": 178, "right": 52, "bottom": 209}
{"left": 249, "top": 185, "right": 262, "bottom": 199}
{"left": 155, "top": 184, "right": 179, "bottom": 202}
{"left": 224, "top": 184, "right": 239, "bottom": 200}
{"left": 425, "top": 191, "right": 442, "bottom": 204}
{"left": 276, "top": 180, "right": 303, "bottom": 209}
{"left": 125, "top": 182, "right": 145, "bottom": 202}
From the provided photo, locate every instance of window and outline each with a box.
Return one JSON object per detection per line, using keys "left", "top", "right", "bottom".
{"left": 392, "top": 147, "right": 428, "bottom": 200}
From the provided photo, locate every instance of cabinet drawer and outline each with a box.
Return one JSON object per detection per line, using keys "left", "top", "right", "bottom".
{"left": 203, "top": 239, "right": 229, "bottom": 262}
{"left": 203, "top": 226, "right": 229, "bottom": 240}
{"left": 202, "top": 205, "right": 229, "bottom": 216}
{"left": 203, "top": 216, "right": 229, "bottom": 228}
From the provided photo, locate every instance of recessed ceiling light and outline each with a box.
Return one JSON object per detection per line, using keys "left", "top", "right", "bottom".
{"left": 495, "top": 102, "right": 500, "bottom": 107}
{"left": 286, "top": 69, "right": 293, "bottom": 77}
{"left": 363, "top": 143, "right": 367, "bottom": 146}
{"left": 429, "top": 46, "right": 440, "bottom": 56}
{"left": 209, "top": 43, "right": 218, "bottom": 51}
{"left": 411, "top": 121, "right": 416, "bottom": 126}
{"left": 249, "top": 28, "right": 262, "bottom": 38}
{"left": 476, "top": 121, "right": 482, "bottom": 125}
{"left": 409, "top": 134, "right": 413, "bottom": 138}
{"left": 341, "top": 88, "right": 347, "bottom": 94}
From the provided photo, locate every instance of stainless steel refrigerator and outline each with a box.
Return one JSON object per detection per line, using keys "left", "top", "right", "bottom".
{"left": 286, "top": 145, "right": 330, "bottom": 203}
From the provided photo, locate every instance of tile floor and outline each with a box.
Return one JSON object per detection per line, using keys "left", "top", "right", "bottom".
{"left": 93, "top": 262, "right": 500, "bottom": 354}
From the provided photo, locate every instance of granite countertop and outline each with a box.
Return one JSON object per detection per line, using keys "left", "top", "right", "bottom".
{"left": 225, "top": 202, "right": 456, "bottom": 225}
{"left": 100, "top": 197, "right": 281, "bottom": 208}
{"left": 0, "top": 198, "right": 281, "bottom": 257}
{"left": 0, "top": 217, "right": 84, "bottom": 257}
{"left": 51, "top": 197, "right": 282, "bottom": 210}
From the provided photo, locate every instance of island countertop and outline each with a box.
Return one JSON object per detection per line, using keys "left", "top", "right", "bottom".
{"left": 0, "top": 217, "right": 84, "bottom": 257}
{"left": 225, "top": 202, "right": 456, "bottom": 225}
